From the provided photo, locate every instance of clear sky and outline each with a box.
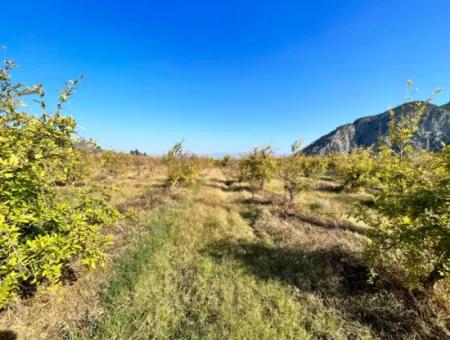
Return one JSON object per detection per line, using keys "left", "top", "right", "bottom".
{"left": 2, "top": 0, "right": 450, "bottom": 154}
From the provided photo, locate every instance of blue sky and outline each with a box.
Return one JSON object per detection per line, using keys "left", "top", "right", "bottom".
{"left": 2, "top": 0, "right": 450, "bottom": 154}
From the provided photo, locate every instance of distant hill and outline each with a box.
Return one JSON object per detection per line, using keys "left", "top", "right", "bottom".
{"left": 303, "top": 101, "right": 450, "bottom": 155}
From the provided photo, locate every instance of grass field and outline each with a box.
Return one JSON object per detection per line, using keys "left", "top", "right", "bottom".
{"left": 0, "top": 166, "right": 448, "bottom": 339}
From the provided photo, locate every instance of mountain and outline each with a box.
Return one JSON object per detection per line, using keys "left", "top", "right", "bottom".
{"left": 303, "top": 101, "right": 450, "bottom": 155}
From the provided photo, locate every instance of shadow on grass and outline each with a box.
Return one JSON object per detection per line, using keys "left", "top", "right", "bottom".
{"left": 204, "top": 182, "right": 252, "bottom": 193}
{"left": 316, "top": 181, "right": 344, "bottom": 193}
{"left": 282, "top": 211, "right": 369, "bottom": 236}
{"left": 237, "top": 195, "right": 369, "bottom": 236}
{"left": 205, "top": 241, "right": 444, "bottom": 339}
{"left": 238, "top": 197, "right": 274, "bottom": 205}
{"left": 207, "top": 178, "right": 227, "bottom": 184}
{"left": 206, "top": 178, "right": 239, "bottom": 186}
{"left": 207, "top": 241, "right": 373, "bottom": 295}
{"left": 239, "top": 204, "right": 262, "bottom": 227}
{"left": 0, "top": 330, "right": 16, "bottom": 340}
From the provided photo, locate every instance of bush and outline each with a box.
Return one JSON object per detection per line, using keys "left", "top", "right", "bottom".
{"left": 0, "top": 60, "right": 120, "bottom": 308}
{"left": 280, "top": 142, "right": 327, "bottom": 206}
{"left": 239, "top": 146, "right": 276, "bottom": 193}
{"left": 364, "top": 147, "right": 449, "bottom": 292}
{"left": 360, "top": 85, "right": 449, "bottom": 293}
{"left": 299, "top": 156, "right": 328, "bottom": 178}
{"left": 333, "top": 147, "right": 377, "bottom": 191}
{"left": 164, "top": 142, "right": 200, "bottom": 187}
{"left": 101, "top": 151, "right": 130, "bottom": 177}
{"left": 69, "top": 139, "right": 102, "bottom": 183}
{"left": 280, "top": 156, "right": 307, "bottom": 206}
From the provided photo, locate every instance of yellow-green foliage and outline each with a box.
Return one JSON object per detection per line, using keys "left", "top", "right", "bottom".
{"left": 100, "top": 151, "right": 130, "bottom": 177}
{"left": 164, "top": 141, "right": 200, "bottom": 187}
{"left": 365, "top": 146, "right": 449, "bottom": 291}
{"left": 333, "top": 147, "right": 377, "bottom": 190}
{"left": 299, "top": 155, "right": 328, "bottom": 178}
{"left": 69, "top": 140, "right": 102, "bottom": 183}
{"left": 239, "top": 146, "right": 276, "bottom": 192}
{"left": 360, "top": 87, "right": 449, "bottom": 292}
{"left": 280, "top": 146, "right": 327, "bottom": 205}
{"left": 386, "top": 85, "right": 440, "bottom": 158}
{"left": 280, "top": 155, "right": 307, "bottom": 205}
{"left": 100, "top": 152, "right": 158, "bottom": 178}
{"left": 0, "top": 60, "right": 120, "bottom": 308}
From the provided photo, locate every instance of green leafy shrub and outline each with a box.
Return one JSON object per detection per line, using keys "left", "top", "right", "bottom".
{"left": 164, "top": 142, "right": 200, "bottom": 187}
{"left": 100, "top": 151, "right": 130, "bottom": 178}
{"left": 333, "top": 147, "right": 378, "bottom": 191}
{"left": 0, "top": 60, "right": 120, "bottom": 308}
{"left": 280, "top": 155, "right": 307, "bottom": 206}
{"left": 365, "top": 147, "right": 449, "bottom": 292}
{"left": 69, "top": 139, "right": 102, "bottom": 184}
{"left": 360, "top": 85, "right": 449, "bottom": 293}
{"left": 239, "top": 146, "right": 276, "bottom": 193}
{"left": 299, "top": 156, "right": 328, "bottom": 179}
{"left": 280, "top": 141, "right": 327, "bottom": 206}
{"left": 279, "top": 142, "right": 306, "bottom": 206}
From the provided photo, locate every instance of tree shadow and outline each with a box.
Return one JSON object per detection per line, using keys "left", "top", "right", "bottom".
{"left": 205, "top": 241, "right": 444, "bottom": 339}
{"left": 207, "top": 178, "right": 227, "bottom": 185}
{"left": 238, "top": 197, "right": 274, "bottom": 205}
{"left": 202, "top": 183, "right": 227, "bottom": 191}
{"left": 0, "top": 330, "right": 17, "bottom": 340}
{"left": 316, "top": 181, "right": 344, "bottom": 193}
{"left": 239, "top": 204, "right": 262, "bottom": 227}
{"left": 224, "top": 179, "right": 237, "bottom": 187}
{"left": 61, "top": 266, "right": 78, "bottom": 285}
{"left": 282, "top": 210, "right": 369, "bottom": 236}
{"left": 206, "top": 178, "right": 239, "bottom": 186}
{"left": 204, "top": 182, "right": 251, "bottom": 192}
{"left": 207, "top": 241, "right": 373, "bottom": 295}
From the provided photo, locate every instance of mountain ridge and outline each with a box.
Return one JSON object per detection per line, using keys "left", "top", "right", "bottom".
{"left": 303, "top": 101, "right": 450, "bottom": 155}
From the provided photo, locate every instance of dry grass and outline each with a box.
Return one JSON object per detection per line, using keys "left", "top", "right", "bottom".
{"left": 1, "top": 165, "right": 449, "bottom": 339}
{"left": 78, "top": 172, "right": 374, "bottom": 339}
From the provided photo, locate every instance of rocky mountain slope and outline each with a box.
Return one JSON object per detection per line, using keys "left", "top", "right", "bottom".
{"left": 303, "top": 101, "right": 450, "bottom": 155}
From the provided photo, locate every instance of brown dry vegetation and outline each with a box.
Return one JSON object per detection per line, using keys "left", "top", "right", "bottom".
{"left": 0, "top": 163, "right": 448, "bottom": 339}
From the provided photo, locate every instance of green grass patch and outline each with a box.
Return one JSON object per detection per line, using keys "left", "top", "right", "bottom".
{"left": 76, "top": 199, "right": 378, "bottom": 339}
